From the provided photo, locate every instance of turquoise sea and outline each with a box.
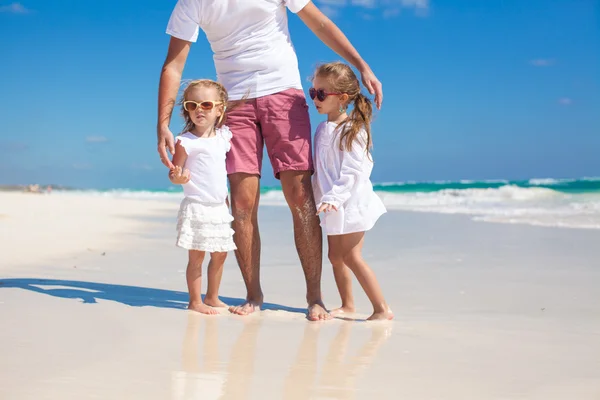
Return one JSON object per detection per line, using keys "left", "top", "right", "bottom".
{"left": 67, "top": 178, "right": 600, "bottom": 230}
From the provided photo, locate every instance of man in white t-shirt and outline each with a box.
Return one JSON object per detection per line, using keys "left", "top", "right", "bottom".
{"left": 157, "top": 0, "right": 383, "bottom": 321}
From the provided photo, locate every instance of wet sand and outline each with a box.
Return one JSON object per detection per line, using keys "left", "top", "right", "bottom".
{"left": 1, "top": 193, "right": 599, "bottom": 399}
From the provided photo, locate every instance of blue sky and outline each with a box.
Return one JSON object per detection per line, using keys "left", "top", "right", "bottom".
{"left": 0, "top": 0, "right": 598, "bottom": 189}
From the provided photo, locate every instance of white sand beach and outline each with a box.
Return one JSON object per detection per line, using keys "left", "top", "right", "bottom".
{"left": 1, "top": 192, "right": 600, "bottom": 399}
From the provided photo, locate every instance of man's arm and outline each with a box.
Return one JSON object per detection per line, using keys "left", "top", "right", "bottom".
{"left": 297, "top": 2, "right": 383, "bottom": 109}
{"left": 157, "top": 37, "right": 192, "bottom": 169}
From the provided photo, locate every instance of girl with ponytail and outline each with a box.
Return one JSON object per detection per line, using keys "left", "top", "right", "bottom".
{"left": 310, "top": 62, "right": 393, "bottom": 321}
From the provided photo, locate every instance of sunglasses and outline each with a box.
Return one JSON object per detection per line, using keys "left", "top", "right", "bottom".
{"left": 309, "top": 87, "right": 342, "bottom": 102}
{"left": 183, "top": 100, "right": 223, "bottom": 112}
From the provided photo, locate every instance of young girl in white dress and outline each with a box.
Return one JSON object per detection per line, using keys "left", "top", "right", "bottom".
{"left": 310, "top": 62, "right": 393, "bottom": 321}
{"left": 169, "top": 79, "right": 237, "bottom": 315}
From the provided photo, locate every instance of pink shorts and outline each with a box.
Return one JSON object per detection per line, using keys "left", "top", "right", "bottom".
{"left": 225, "top": 88, "right": 313, "bottom": 179}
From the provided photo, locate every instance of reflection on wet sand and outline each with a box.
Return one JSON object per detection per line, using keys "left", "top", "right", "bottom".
{"left": 283, "top": 322, "right": 392, "bottom": 400}
{"left": 171, "top": 314, "right": 222, "bottom": 399}
{"left": 172, "top": 314, "right": 262, "bottom": 400}
{"left": 173, "top": 313, "right": 391, "bottom": 400}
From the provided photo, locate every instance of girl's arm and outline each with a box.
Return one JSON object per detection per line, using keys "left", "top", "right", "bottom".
{"left": 168, "top": 140, "right": 190, "bottom": 185}
{"left": 296, "top": 2, "right": 383, "bottom": 109}
{"left": 318, "top": 136, "right": 368, "bottom": 211}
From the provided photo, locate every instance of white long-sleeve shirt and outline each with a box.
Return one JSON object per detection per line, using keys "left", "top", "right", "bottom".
{"left": 312, "top": 121, "right": 386, "bottom": 235}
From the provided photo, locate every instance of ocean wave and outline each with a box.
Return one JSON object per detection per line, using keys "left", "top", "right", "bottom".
{"left": 57, "top": 189, "right": 184, "bottom": 201}
{"left": 258, "top": 184, "right": 600, "bottom": 230}
{"left": 260, "top": 185, "right": 600, "bottom": 229}
{"left": 51, "top": 180, "right": 600, "bottom": 230}
{"left": 376, "top": 186, "right": 600, "bottom": 229}
{"left": 528, "top": 178, "right": 565, "bottom": 185}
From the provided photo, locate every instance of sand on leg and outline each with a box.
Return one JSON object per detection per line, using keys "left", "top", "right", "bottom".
{"left": 280, "top": 170, "right": 330, "bottom": 321}
{"left": 228, "top": 173, "right": 263, "bottom": 315}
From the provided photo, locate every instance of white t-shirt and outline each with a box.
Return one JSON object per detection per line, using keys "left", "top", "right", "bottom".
{"left": 176, "top": 126, "right": 232, "bottom": 204}
{"left": 166, "top": 0, "right": 310, "bottom": 100}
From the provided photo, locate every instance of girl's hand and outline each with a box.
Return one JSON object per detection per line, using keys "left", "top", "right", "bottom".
{"left": 169, "top": 165, "right": 191, "bottom": 184}
{"left": 316, "top": 203, "right": 337, "bottom": 215}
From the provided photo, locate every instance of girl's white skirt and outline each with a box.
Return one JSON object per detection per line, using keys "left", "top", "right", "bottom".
{"left": 176, "top": 198, "right": 237, "bottom": 253}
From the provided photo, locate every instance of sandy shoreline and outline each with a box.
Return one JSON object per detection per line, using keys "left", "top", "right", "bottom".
{"left": 0, "top": 192, "right": 179, "bottom": 270}
{"left": 1, "top": 192, "right": 600, "bottom": 399}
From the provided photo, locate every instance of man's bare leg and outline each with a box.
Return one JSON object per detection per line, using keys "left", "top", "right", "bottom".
{"left": 228, "top": 173, "right": 263, "bottom": 315}
{"left": 280, "top": 170, "right": 331, "bottom": 321}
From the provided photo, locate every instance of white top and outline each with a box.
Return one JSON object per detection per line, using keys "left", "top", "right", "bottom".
{"left": 176, "top": 126, "right": 232, "bottom": 204}
{"left": 312, "top": 121, "right": 387, "bottom": 235}
{"left": 166, "top": 0, "right": 310, "bottom": 100}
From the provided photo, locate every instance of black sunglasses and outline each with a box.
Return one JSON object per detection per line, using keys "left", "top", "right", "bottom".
{"left": 309, "top": 87, "right": 342, "bottom": 102}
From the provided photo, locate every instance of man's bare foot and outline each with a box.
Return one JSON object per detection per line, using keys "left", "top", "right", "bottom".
{"left": 229, "top": 299, "right": 262, "bottom": 316}
{"left": 367, "top": 308, "right": 394, "bottom": 321}
{"left": 330, "top": 306, "right": 355, "bottom": 317}
{"left": 307, "top": 302, "right": 332, "bottom": 321}
{"left": 188, "top": 302, "right": 219, "bottom": 315}
{"left": 204, "top": 297, "right": 228, "bottom": 308}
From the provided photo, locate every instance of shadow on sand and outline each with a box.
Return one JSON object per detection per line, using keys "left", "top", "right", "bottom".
{"left": 0, "top": 278, "right": 307, "bottom": 314}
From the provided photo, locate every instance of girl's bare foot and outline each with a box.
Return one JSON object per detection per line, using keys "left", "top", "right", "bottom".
{"left": 188, "top": 302, "right": 219, "bottom": 315}
{"left": 367, "top": 308, "right": 394, "bottom": 321}
{"left": 204, "top": 297, "right": 228, "bottom": 308}
{"left": 330, "top": 306, "right": 356, "bottom": 316}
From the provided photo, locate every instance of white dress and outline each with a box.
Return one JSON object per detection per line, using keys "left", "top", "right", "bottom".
{"left": 175, "top": 126, "right": 237, "bottom": 252}
{"left": 312, "top": 121, "right": 386, "bottom": 235}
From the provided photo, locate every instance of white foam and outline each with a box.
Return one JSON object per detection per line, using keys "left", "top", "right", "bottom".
{"left": 56, "top": 190, "right": 184, "bottom": 201}
{"left": 527, "top": 177, "right": 583, "bottom": 186}
{"left": 376, "top": 186, "right": 600, "bottom": 230}
{"left": 54, "top": 186, "right": 600, "bottom": 230}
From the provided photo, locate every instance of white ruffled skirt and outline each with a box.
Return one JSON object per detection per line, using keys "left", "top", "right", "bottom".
{"left": 176, "top": 198, "right": 237, "bottom": 252}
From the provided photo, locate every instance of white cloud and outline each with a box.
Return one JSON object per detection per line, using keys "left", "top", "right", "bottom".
{"left": 86, "top": 136, "right": 108, "bottom": 143}
{"left": 317, "top": 0, "right": 429, "bottom": 18}
{"left": 400, "top": 0, "right": 428, "bottom": 9}
{"left": 530, "top": 59, "right": 555, "bottom": 67}
{"left": 352, "top": 0, "right": 376, "bottom": 7}
{"left": 0, "top": 2, "right": 31, "bottom": 14}
{"left": 0, "top": 140, "right": 29, "bottom": 152}
{"left": 558, "top": 97, "right": 573, "bottom": 106}
{"left": 320, "top": 0, "right": 347, "bottom": 5}
{"left": 383, "top": 8, "right": 401, "bottom": 18}
{"left": 72, "top": 163, "right": 92, "bottom": 170}
{"left": 320, "top": 5, "right": 339, "bottom": 18}
{"left": 359, "top": 12, "right": 376, "bottom": 20}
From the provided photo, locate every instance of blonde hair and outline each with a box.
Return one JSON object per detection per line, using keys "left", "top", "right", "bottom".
{"left": 178, "top": 79, "right": 228, "bottom": 134}
{"left": 313, "top": 62, "right": 373, "bottom": 155}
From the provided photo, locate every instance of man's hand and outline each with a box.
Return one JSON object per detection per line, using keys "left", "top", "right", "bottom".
{"left": 359, "top": 66, "right": 383, "bottom": 109}
{"left": 316, "top": 203, "right": 337, "bottom": 215}
{"left": 169, "top": 165, "right": 191, "bottom": 185}
{"left": 158, "top": 126, "right": 175, "bottom": 169}
{"left": 297, "top": 2, "right": 383, "bottom": 109}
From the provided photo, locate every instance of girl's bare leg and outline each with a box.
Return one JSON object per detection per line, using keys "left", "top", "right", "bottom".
{"left": 327, "top": 235, "right": 355, "bottom": 315}
{"left": 340, "top": 232, "right": 393, "bottom": 321}
{"left": 204, "top": 251, "right": 228, "bottom": 308}
{"left": 186, "top": 250, "right": 218, "bottom": 315}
